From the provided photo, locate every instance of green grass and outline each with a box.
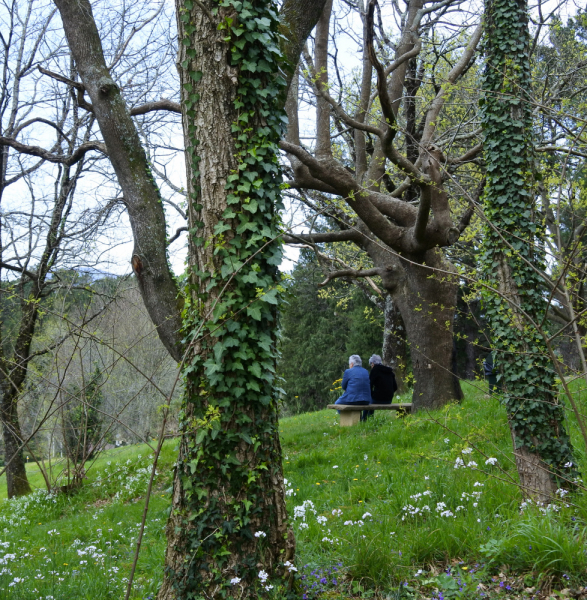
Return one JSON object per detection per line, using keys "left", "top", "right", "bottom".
{"left": 0, "top": 442, "right": 176, "bottom": 599}
{"left": 0, "top": 381, "right": 585, "bottom": 598}
{"left": 282, "top": 381, "right": 587, "bottom": 596}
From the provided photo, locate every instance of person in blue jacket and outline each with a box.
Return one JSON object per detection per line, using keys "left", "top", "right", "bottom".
{"left": 334, "top": 355, "right": 372, "bottom": 410}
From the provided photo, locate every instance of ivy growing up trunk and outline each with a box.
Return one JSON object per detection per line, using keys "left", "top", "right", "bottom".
{"left": 480, "top": 0, "right": 578, "bottom": 500}
{"left": 158, "top": 1, "right": 295, "bottom": 598}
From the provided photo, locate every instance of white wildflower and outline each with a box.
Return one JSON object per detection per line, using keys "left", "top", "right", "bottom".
{"left": 258, "top": 570, "right": 269, "bottom": 583}
{"left": 284, "top": 561, "right": 298, "bottom": 572}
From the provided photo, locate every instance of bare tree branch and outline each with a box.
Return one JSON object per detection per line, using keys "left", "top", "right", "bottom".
{"left": 0, "top": 135, "right": 106, "bottom": 165}
{"left": 318, "top": 265, "right": 393, "bottom": 287}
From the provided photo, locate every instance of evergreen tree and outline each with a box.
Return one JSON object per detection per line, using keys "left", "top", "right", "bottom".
{"left": 278, "top": 252, "right": 383, "bottom": 414}
{"left": 63, "top": 365, "right": 104, "bottom": 465}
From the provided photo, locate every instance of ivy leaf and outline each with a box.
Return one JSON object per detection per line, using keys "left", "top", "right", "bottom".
{"left": 260, "top": 288, "right": 279, "bottom": 304}
{"left": 195, "top": 429, "right": 207, "bottom": 445}
{"left": 249, "top": 361, "right": 262, "bottom": 378}
{"left": 246, "top": 304, "right": 262, "bottom": 320}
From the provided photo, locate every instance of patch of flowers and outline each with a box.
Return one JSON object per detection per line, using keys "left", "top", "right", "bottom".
{"left": 284, "top": 478, "right": 296, "bottom": 497}
{"left": 299, "top": 563, "right": 344, "bottom": 599}
{"left": 92, "top": 455, "right": 154, "bottom": 503}
{"left": 0, "top": 489, "right": 59, "bottom": 528}
{"left": 0, "top": 452, "right": 167, "bottom": 599}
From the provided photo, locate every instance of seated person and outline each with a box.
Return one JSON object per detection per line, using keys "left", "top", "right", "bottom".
{"left": 362, "top": 354, "right": 398, "bottom": 422}
{"left": 334, "top": 354, "right": 371, "bottom": 411}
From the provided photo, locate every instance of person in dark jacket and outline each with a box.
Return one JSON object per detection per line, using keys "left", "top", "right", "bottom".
{"left": 362, "top": 354, "right": 397, "bottom": 421}
{"left": 334, "top": 354, "right": 371, "bottom": 410}
{"left": 483, "top": 351, "right": 501, "bottom": 396}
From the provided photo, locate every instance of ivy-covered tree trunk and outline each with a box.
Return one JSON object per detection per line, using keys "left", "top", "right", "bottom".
{"left": 158, "top": 1, "right": 294, "bottom": 598}
{"left": 481, "top": 0, "right": 577, "bottom": 500}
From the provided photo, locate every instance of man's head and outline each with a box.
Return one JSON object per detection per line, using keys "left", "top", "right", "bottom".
{"left": 349, "top": 354, "right": 362, "bottom": 368}
{"left": 369, "top": 354, "right": 382, "bottom": 368}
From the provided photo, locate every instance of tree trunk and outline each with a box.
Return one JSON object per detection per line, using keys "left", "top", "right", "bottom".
{"left": 0, "top": 388, "right": 31, "bottom": 497}
{"left": 0, "top": 293, "right": 39, "bottom": 498}
{"left": 481, "top": 0, "right": 577, "bottom": 499}
{"left": 158, "top": 2, "right": 294, "bottom": 598}
{"left": 390, "top": 249, "right": 463, "bottom": 411}
{"left": 382, "top": 295, "right": 407, "bottom": 393}
{"left": 53, "top": 0, "right": 183, "bottom": 363}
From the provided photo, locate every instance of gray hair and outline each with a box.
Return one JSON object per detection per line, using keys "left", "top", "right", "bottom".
{"left": 349, "top": 354, "right": 362, "bottom": 367}
{"left": 369, "top": 354, "right": 382, "bottom": 366}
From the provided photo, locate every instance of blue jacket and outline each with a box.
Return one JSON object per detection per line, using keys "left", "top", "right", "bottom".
{"left": 337, "top": 366, "right": 371, "bottom": 404}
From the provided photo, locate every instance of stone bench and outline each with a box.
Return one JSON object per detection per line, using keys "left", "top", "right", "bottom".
{"left": 327, "top": 403, "right": 413, "bottom": 427}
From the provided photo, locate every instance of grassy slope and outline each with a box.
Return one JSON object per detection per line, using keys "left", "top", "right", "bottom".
{"left": 0, "top": 381, "right": 585, "bottom": 598}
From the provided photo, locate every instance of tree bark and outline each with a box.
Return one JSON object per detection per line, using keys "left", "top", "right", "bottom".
{"left": 0, "top": 390, "right": 31, "bottom": 497}
{"left": 279, "top": 0, "right": 328, "bottom": 92}
{"left": 53, "top": 0, "right": 183, "bottom": 363}
{"left": 382, "top": 295, "right": 407, "bottom": 393}
{"left": 0, "top": 289, "right": 39, "bottom": 498}
{"left": 157, "top": 2, "right": 302, "bottom": 597}
{"left": 387, "top": 250, "right": 462, "bottom": 410}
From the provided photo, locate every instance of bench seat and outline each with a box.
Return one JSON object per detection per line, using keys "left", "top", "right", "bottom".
{"left": 327, "top": 403, "right": 412, "bottom": 426}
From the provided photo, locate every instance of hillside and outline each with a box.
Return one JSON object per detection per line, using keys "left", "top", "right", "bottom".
{"left": 0, "top": 382, "right": 586, "bottom": 598}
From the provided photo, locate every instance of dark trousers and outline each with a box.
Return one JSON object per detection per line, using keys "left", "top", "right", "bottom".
{"left": 361, "top": 399, "right": 391, "bottom": 422}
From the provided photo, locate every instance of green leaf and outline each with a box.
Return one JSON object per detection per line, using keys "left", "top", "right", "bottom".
{"left": 246, "top": 304, "right": 262, "bottom": 320}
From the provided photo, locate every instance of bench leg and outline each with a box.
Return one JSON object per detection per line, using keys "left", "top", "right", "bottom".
{"left": 340, "top": 411, "right": 360, "bottom": 427}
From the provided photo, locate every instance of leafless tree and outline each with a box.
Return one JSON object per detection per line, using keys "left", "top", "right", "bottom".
{"left": 0, "top": 0, "right": 185, "bottom": 497}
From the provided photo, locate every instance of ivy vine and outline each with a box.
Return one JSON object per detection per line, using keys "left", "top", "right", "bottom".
{"left": 168, "top": 0, "right": 296, "bottom": 598}
{"left": 479, "top": 0, "right": 577, "bottom": 485}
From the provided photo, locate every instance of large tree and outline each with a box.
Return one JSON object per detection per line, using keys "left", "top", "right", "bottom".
{"left": 50, "top": 0, "right": 326, "bottom": 596}
{"left": 281, "top": 0, "right": 484, "bottom": 410}
{"left": 480, "top": 0, "right": 577, "bottom": 499}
